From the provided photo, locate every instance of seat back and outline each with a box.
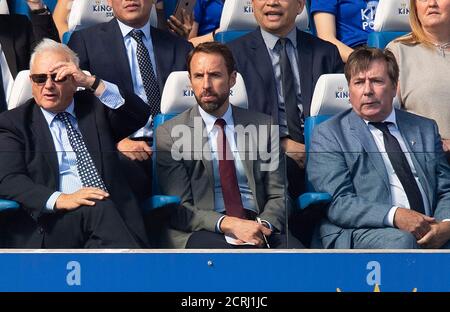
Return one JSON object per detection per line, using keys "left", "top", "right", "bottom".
{"left": 215, "top": 0, "right": 309, "bottom": 43}
{"left": 367, "top": 0, "right": 411, "bottom": 48}
{"left": 0, "top": 0, "right": 9, "bottom": 14}
{"left": 67, "top": 0, "right": 157, "bottom": 32}
{"left": 7, "top": 70, "right": 31, "bottom": 110}
{"left": 153, "top": 70, "right": 248, "bottom": 193}
{"left": 306, "top": 74, "right": 352, "bottom": 154}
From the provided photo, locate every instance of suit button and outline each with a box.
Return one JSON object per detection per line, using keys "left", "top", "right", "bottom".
{"left": 29, "top": 212, "right": 33, "bottom": 218}
{"left": 38, "top": 227, "right": 44, "bottom": 234}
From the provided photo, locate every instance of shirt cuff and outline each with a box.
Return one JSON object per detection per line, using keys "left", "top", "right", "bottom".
{"left": 44, "top": 192, "right": 62, "bottom": 212}
{"left": 216, "top": 215, "right": 226, "bottom": 233}
{"left": 97, "top": 80, "right": 125, "bottom": 109}
{"left": 384, "top": 206, "right": 398, "bottom": 227}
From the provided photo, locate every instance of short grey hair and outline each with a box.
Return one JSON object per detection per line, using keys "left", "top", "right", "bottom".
{"left": 29, "top": 38, "right": 80, "bottom": 70}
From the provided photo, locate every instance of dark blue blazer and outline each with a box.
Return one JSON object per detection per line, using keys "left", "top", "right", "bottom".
{"left": 227, "top": 28, "right": 344, "bottom": 120}
{"left": 68, "top": 18, "right": 193, "bottom": 93}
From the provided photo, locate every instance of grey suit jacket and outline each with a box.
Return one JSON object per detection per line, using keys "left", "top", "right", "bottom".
{"left": 307, "top": 108, "right": 450, "bottom": 248}
{"left": 156, "top": 105, "right": 286, "bottom": 248}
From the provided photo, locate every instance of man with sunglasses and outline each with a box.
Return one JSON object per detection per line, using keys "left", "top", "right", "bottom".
{"left": 0, "top": 0, "right": 59, "bottom": 112}
{"left": 0, "top": 39, "right": 151, "bottom": 248}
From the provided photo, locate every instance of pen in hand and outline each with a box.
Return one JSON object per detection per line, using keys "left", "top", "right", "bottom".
{"left": 256, "top": 217, "right": 271, "bottom": 249}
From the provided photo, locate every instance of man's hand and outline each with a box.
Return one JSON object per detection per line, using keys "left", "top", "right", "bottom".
{"left": 48, "top": 61, "right": 106, "bottom": 95}
{"left": 281, "top": 137, "right": 306, "bottom": 169}
{"left": 26, "top": 0, "right": 44, "bottom": 10}
{"left": 394, "top": 207, "right": 435, "bottom": 239}
{"left": 167, "top": 9, "right": 193, "bottom": 39}
{"left": 117, "top": 137, "right": 152, "bottom": 161}
{"left": 220, "top": 216, "right": 272, "bottom": 247}
{"left": 55, "top": 187, "right": 109, "bottom": 210}
{"left": 418, "top": 221, "right": 450, "bottom": 249}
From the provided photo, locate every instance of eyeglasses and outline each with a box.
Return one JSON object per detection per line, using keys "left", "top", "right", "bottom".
{"left": 30, "top": 73, "right": 68, "bottom": 85}
{"left": 417, "top": 0, "right": 441, "bottom": 3}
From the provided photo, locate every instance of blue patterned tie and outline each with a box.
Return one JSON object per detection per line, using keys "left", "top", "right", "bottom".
{"left": 129, "top": 29, "right": 161, "bottom": 117}
{"left": 56, "top": 112, "right": 108, "bottom": 192}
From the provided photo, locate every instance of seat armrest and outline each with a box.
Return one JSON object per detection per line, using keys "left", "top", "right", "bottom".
{"left": 298, "top": 192, "right": 332, "bottom": 210}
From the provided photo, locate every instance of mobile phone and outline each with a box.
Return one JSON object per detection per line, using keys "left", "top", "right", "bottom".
{"left": 172, "top": 0, "right": 197, "bottom": 21}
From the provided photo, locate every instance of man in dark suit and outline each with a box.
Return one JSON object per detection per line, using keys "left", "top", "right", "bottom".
{"left": 156, "top": 42, "right": 303, "bottom": 249}
{"left": 227, "top": 0, "right": 344, "bottom": 198}
{"left": 0, "top": 0, "right": 59, "bottom": 111}
{"left": 0, "top": 39, "right": 151, "bottom": 248}
{"left": 308, "top": 47, "right": 450, "bottom": 249}
{"left": 67, "top": 0, "right": 193, "bottom": 163}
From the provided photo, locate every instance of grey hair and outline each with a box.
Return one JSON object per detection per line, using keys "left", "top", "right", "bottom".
{"left": 29, "top": 38, "right": 80, "bottom": 70}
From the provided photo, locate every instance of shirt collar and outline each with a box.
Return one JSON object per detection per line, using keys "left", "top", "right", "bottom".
{"left": 198, "top": 103, "right": 234, "bottom": 134}
{"left": 363, "top": 108, "right": 397, "bottom": 128}
{"left": 41, "top": 100, "right": 76, "bottom": 126}
{"left": 117, "top": 18, "right": 152, "bottom": 41}
{"left": 260, "top": 26, "right": 298, "bottom": 51}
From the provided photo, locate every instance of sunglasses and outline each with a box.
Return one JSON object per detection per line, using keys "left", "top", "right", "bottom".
{"left": 30, "top": 73, "right": 68, "bottom": 85}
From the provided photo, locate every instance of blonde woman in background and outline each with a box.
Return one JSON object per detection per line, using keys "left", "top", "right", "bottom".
{"left": 387, "top": 0, "right": 450, "bottom": 155}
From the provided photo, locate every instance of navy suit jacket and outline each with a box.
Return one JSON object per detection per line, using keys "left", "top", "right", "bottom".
{"left": 308, "top": 109, "right": 450, "bottom": 248}
{"left": 227, "top": 28, "right": 344, "bottom": 121}
{"left": 0, "top": 91, "right": 151, "bottom": 248}
{"left": 0, "top": 13, "right": 59, "bottom": 78}
{"left": 68, "top": 18, "right": 193, "bottom": 94}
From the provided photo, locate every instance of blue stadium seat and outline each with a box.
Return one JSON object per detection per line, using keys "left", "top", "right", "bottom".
{"left": 367, "top": 0, "right": 411, "bottom": 49}
{"left": 214, "top": 0, "right": 309, "bottom": 43}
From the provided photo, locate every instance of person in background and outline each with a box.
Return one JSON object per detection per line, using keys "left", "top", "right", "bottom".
{"left": 311, "top": 0, "right": 379, "bottom": 62}
{"left": 188, "top": 0, "right": 224, "bottom": 46}
{"left": 53, "top": 0, "right": 192, "bottom": 41}
{"left": 68, "top": 0, "right": 192, "bottom": 197}
{"left": 227, "top": 0, "right": 343, "bottom": 200}
{"left": 387, "top": 0, "right": 450, "bottom": 159}
{"left": 52, "top": 0, "right": 72, "bottom": 40}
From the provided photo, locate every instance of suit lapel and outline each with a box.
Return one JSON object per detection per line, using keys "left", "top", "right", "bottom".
{"left": 232, "top": 106, "right": 256, "bottom": 197}
{"left": 249, "top": 29, "right": 279, "bottom": 118}
{"left": 30, "top": 104, "right": 59, "bottom": 189}
{"left": 395, "top": 110, "right": 432, "bottom": 204}
{"left": 101, "top": 19, "right": 134, "bottom": 92}
{"left": 188, "top": 106, "right": 215, "bottom": 190}
{"left": 0, "top": 19, "right": 18, "bottom": 77}
{"left": 348, "top": 111, "right": 390, "bottom": 189}
{"left": 297, "top": 30, "right": 313, "bottom": 117}
{"left": 74, "top": 96, "right": 103, "bottom": 177}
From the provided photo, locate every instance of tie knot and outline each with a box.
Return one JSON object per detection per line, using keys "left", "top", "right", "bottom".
{"left": 369, "top": 121, "right": 393, "bottom": 134}
{"left": 56, "top": 112, "right": 71, "bottom": 124}
{"left": 129, "top": 29, "right": 144, "bottom": 42}
{"left": 277, "top": 38, "right": 290, "bottom": 50}
{"left": 215, "top": 118, "right": 226, "bottom": 129}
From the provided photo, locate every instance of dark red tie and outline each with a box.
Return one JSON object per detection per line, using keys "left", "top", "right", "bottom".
{"left": 215, "top": 118, "right": 246, "bottom": 219}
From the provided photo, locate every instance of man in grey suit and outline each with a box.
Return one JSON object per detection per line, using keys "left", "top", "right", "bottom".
{"left": 308, "top": 47, "right": 450, "bottom": 249}
{"left": 156, "top": 42, "right": 300, "bottom": 248}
